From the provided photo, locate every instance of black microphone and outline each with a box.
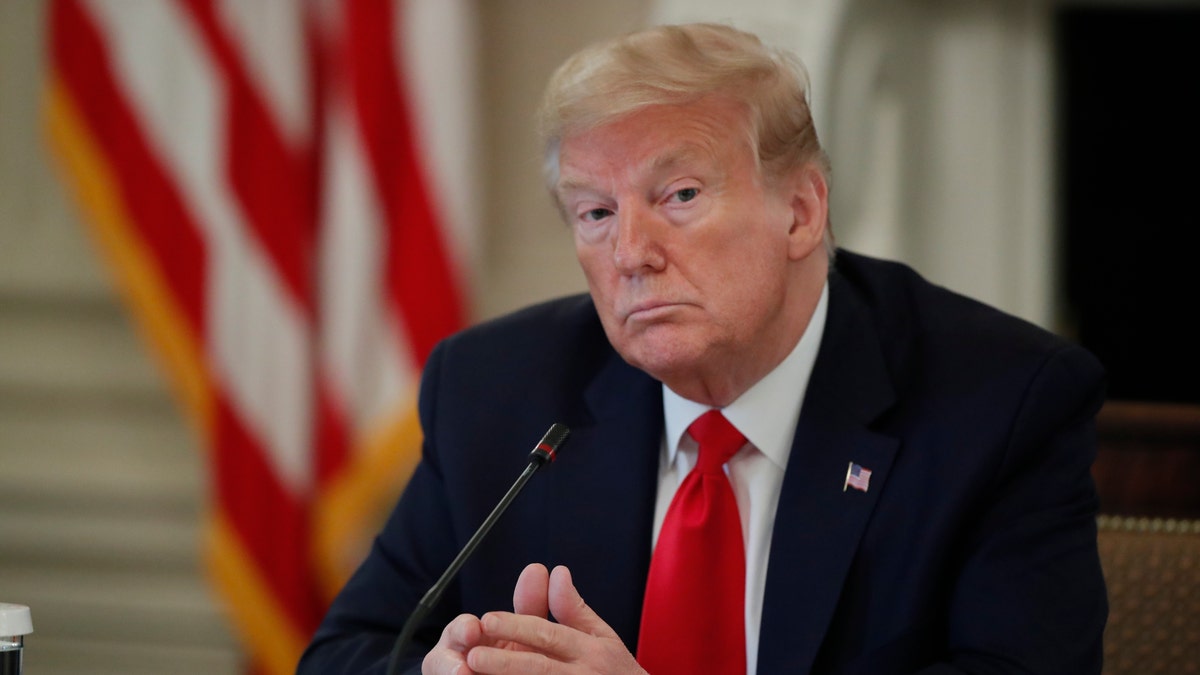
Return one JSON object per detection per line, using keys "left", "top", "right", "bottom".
{"left": 383, "top": 423, "right": 571, "bottom": 675}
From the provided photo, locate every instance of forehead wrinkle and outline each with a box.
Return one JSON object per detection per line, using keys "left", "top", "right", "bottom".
{"left": 617, "top": 140, "right": 723, "bottom": 193}
{"left": 555, "top": 111, "right": 732, "bottom": 199}
{"left": 645, "top": 142, "right": 714, "bottom": 177}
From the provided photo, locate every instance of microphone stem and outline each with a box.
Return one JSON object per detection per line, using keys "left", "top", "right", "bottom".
{"left": 384, "top": 461, "right": 540, "bottom": 674}
{"left": 431, "top": 461, "right": 538, "bottom": 607}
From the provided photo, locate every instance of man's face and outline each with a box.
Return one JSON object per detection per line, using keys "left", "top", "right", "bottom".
{"left": 556, "top": 98, "right": 821, "bottom": 397}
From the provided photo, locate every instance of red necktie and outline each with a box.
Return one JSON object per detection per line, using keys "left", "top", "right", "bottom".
{"left": 637, "top": 410, "right": 747, "bottom": 675}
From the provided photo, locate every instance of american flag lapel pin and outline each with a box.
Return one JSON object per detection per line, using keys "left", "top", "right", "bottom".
{"left": 844, "top": 461, "right": 872, "bottom": 493}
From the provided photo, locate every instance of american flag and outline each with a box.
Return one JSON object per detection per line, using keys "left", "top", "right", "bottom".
{"left": 45, "top": 1, "right": 474, "bottom": 673}
{"left": 844, "top": 462, "right": 872, "bottom": 493}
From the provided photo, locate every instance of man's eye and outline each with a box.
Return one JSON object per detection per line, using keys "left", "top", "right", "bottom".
{"left": 674, "top": 188, "right": 699, "bottom": 203}
{"left": 582, "top": 208, "right": 613, "bottom": 222}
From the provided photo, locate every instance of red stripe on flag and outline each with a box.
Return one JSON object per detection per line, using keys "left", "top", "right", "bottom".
{"left": 50, "top": 0, "right": 209, "bottom": 337}
{"left": 176, "top": 0, "right": 317, "bottom": 315}
{"left": 313, "top": 382, "right": 351, "bottom": 488}
{"left": 214, "top": 393, "right": 323, "bottom": 638}
{"left": 345, "top": 0, "right": 466, "bottom": 367}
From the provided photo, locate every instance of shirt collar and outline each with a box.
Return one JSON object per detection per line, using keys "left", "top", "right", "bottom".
{"left": 662, "top": 282, "right": 829, "bottom": 469}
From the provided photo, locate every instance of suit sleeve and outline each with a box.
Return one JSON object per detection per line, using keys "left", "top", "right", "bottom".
{"left": 918, "top": 344, "right": 1108, "bottom": 674}
{"left": 296, "top": 341, "right": 463, "bottom": 675}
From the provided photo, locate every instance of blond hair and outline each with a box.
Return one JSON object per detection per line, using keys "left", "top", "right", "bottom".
{"left": 537, "top": 23, "right": 830, "bottom": 192}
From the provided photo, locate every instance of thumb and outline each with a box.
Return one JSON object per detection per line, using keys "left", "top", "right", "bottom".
{"left": 512, "top": 562, "right": 550, "bottom": 618}
{"left": 547, "top": 565, "right": 620, "bottom": 639}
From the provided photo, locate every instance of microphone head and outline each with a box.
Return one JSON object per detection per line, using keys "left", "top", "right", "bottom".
{"left": 529, "top": 423, "right": 570, "bottom": 465}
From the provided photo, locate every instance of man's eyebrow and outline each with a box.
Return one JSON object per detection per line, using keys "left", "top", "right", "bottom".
{"left": 555, "top": 177, "right": 596, "bottom": 195}
{"left": 555, "top": 143, "right": 716, "bottom": 195}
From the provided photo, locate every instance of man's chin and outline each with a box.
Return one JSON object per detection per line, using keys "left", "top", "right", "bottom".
{"left": 613, "top": 335, "right": 705, "bottom": 384}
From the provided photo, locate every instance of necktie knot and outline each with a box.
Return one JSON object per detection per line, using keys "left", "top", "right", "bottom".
{"left": 688, "top": 410, "right": 746, "bottom": 473}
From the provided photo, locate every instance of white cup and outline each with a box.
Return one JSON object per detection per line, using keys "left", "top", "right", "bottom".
{"left": 0, "top": 604, "right": 33, "bottom": 675}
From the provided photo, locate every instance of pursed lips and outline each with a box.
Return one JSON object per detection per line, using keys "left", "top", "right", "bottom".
{"left": 622, "top": 300, "right": 690, "bottom": 322}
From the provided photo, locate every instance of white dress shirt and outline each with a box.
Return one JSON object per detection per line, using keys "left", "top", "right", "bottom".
{"left": 654, "top": 282, "right": 828, "bottom": 675}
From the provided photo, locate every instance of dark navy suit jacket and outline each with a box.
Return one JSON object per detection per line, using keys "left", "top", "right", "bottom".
{"left": 298, "top": 251, "right": 1108, "bottom": 674}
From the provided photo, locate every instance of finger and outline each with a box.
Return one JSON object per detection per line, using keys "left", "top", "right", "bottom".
{"left": 467, "top": 644, "right": 557, "bottom": 675}
{"left": 548, "top": 566, "right": 620, "bottom": 639}
{"left": 513, "top": 563, "right": 550, "bottom": 618}
{"left": 475, "top": 609, "right": 644, "bottom": 675}
{"left": 423, "top": 614, "right": 484, "bottom": 675}
{"left": 422, "top": 647, "right": 477, "bottom": 675}
{"left": 441, "top": 613, "right": 486, "bottom": 653}
{"left": 478, "top": 611, "right": 581, "bottom": 661}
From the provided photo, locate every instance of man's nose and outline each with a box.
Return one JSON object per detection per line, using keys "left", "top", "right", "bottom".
{"left": 612, "top": 204, "right": 667, "bottom": 274}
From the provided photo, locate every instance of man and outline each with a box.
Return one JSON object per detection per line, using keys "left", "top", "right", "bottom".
{"left": 299, "top": 24, "right": 1107, "bottom": 675}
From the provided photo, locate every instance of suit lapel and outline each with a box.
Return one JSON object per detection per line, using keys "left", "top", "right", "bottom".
{"left": 758, "top": 271, "right": 899, "bottom": 673}
{"left": 545, "top": 347, "right": 663, "bottom": 649}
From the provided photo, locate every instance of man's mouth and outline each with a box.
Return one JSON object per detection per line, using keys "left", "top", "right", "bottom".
{"left": 625, "top": 301, "right": 686, "bottom": 321}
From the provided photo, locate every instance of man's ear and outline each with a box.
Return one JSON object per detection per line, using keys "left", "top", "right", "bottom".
{"left": 785, "top": 164, "right": 829, "bottom": 261}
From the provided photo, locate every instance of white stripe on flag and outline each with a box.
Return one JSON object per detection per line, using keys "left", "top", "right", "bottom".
{"left": 398, "top": 0, "right": 479, "bottom": 284}
{"left": 86, "top": 0, "right": 316, "bottom": 495}
{"left": 214, "top": 0, "right": 311, "bottom": 145}
{"left": 317, "top": 93, "right": 418, "bottom": 431}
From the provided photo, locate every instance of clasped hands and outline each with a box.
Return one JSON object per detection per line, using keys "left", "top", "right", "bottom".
{"left": 422, "top": 563, "right": 647, "bottom": 675}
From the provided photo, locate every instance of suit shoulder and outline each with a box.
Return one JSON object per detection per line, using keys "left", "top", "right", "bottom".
{"left": 422, "top": 294, "right": 617, "bottom": 410}
{"left": 439, "top": 293, "right": 605, "bottom": 361}
{"left": 832, "top": 250, "right": 1103, "bottom": 386}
